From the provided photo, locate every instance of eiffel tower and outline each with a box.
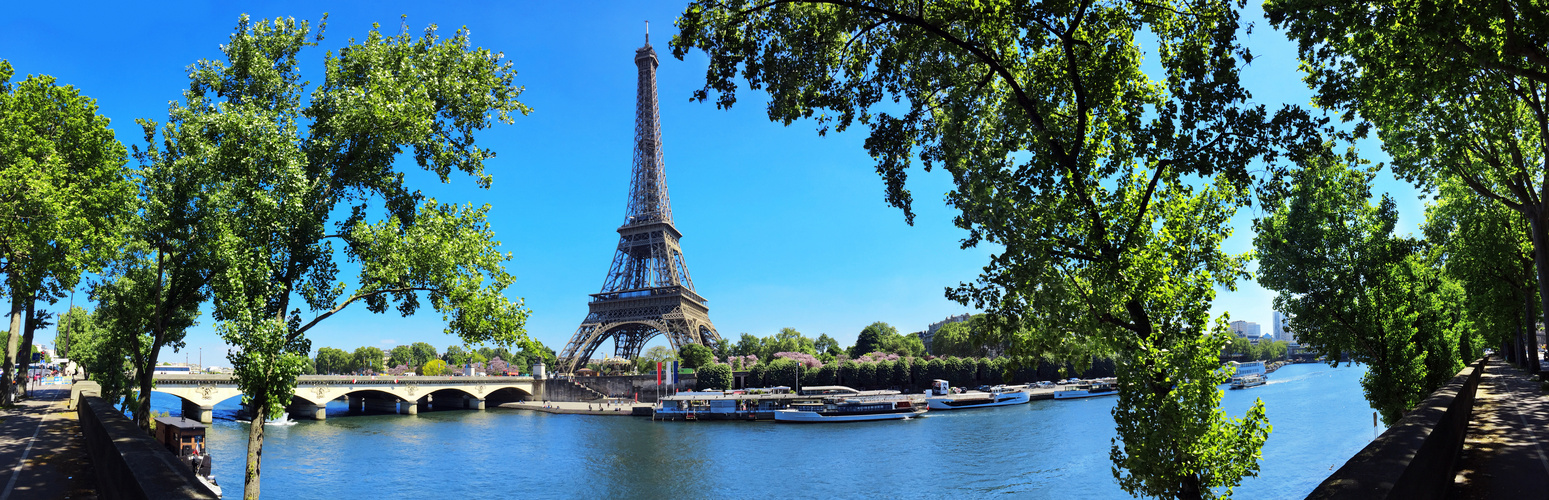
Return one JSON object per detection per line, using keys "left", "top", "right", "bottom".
{"left": 557, "top": 30, "right": 722, "bottom": 374}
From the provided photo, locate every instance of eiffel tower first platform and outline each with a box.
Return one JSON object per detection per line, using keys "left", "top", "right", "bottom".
{"left": 556, "top": 31, "right": 722, "bottom": 374}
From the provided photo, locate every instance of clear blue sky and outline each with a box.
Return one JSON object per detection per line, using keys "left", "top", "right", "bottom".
{"left": 3, "top": 1, "right": 1423, "bottom": 365}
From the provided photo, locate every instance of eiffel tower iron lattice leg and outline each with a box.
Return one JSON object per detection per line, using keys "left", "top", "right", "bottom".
{"left": 558, "top": 29, "right": 721, "bottom": 374}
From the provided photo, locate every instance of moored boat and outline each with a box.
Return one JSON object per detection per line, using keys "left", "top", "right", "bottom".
{"left": 155, "top": 416, "right": 220, "bottom": 497}
{"left": 926, "top": 385, "right": 1031, "bottom": 410}
{"left": 773, "top": 398, "right": 926, "bottom": 423}
{"left": 1053, "top": 381, "right": 1118, "bottom": 399}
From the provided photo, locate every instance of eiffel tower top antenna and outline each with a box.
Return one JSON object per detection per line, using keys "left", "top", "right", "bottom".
{"left": 645, "top": 20, "right": 649, "bottom": 44}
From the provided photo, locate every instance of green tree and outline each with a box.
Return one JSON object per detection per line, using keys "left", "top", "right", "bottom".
{"left": 712, "top": 337, "right": 732, "bottom": 361}
{"left": 746, "top": 363, "right": 767, "bottom": 388}
{"left": 444, "top": 345, "right": 469, "bottom": 366}
{"left": 884, "top": 334, "right": 927, "bottom": 358}
{"left": 58, "top": 306, "right": 135, "bottom": 403}
{"left": 765, "top": 327, "right": 815, "bottom": 358}
{"left": 850, "top": 322, "right": 896, "bottom": 358}
{"left": 766, "top": 358, "right": 801, "bottom": 389}
{"left": 636, "top": 344, "right": 679, "bottom": 374}
{"left": 679, "top": 343, "right": 714, "bottom": 369}
{"left": 1424, "top": 178, "right": 1538, "bottom": 368}
{"left": 159, "top": 16, "right": 532, "bottom": 498}
{"left": 1256, "top": 148, "right": 1468, "bottom": 424}
{"left": 857, "top": 362, "right": 878, "bottom": 388}
{"left": 0, "top": 62, "right": 135, "bottom": 403}
{"left": 1266, "top": 0, "right": 1549, "bottom": 373}
{"left": 91, "top": 260, "right": 202, "bottom": 430}
{"left": 733, "top": 333, "right": 762, "bottom": 357}
{"left": 931, "top": 322, "right": 970, "bottom": 358}
{"left": 388, "top": 345, "right": 413, "bottom": 368}
{"left": 421, "top": 359, "right": 449, "bottom": 376}
{"left": 695, "top": 363, "right": 732, "bottom": 390}
{"left": 814, "top": 333, "right": 842, "bottom": 357}
{"left": 352, "top": 347, "right": 385, "bottom": 375}
{"left": 314, "top": 347, "right": 352, "bottom": 375}
{"left": 409, "top": 342, "right": 440, "bottom": 368}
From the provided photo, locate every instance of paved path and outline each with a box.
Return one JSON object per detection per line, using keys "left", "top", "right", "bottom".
{"left": 1450, "top": 358, "right": 1549, "bottom": 498}
{"left": 0, "top": 387, "right": 95, "bottom": 499}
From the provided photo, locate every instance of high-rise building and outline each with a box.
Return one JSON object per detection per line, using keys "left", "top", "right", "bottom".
{"left": 1274, "top": 311, "right": 1295, "bottom": 346}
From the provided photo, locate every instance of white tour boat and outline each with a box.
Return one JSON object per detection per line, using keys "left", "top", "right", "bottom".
{"left": 1053, "top": 381, "right": 1119, "bottom": 399}
{"left": 926, "top": 384, "right": 1031, "bottom": 410}
{"left": 773, "top": 398, "right": 926, "bottom": 423}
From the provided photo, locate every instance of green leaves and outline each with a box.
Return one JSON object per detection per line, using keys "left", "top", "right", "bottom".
{"left": 145, "top": 16, "right": 531, "bottom": 497}
{"left": 1112, "top": 319, "right": 1270, "bottom": 499}
{"left": 343, "top": 200, "right": 529, "bottom": 348}
{"left": 0, "top": 60, "right": 134, "bottom": 403}
{"left": 673, "top": 1, "right": 1300, "bottom": 496}
{"left": 1257, "top": 145, "right": 1470, "bottom": 425}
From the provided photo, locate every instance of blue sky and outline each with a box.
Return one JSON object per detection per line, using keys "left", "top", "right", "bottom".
{"left": 3, "top": 1, "right": 1423, "bottom": 365}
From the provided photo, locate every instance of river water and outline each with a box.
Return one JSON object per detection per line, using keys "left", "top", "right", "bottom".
{"left": 146, "top": 362, "right": 1382, "bottom": 499}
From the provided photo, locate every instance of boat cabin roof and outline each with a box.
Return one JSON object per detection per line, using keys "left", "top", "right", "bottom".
{"left": 798, "top": 385, "right": 862, "bottom": 395}
{"left": 154, "top": 416, "right": 205, "bottom": 432}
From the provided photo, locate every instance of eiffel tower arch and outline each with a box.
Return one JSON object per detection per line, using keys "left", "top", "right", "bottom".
{"left": 557, "top": 31, "right": 721, "bottom": 374}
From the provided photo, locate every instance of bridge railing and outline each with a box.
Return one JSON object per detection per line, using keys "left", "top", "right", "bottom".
{"left": 153, "top": 375, "right": 536, "bottom": 386}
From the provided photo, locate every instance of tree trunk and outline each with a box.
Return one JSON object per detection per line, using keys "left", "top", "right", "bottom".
{"left": 3, "top": 293, "right": 23, "bottom": 405}
{"left": 244, "top": 397, "right": 266, "bottom": 500}
{"left": 1510, "top": 321, "right": 1522, "bottom": 366}
{"left": 134, "top": 338, "right": 162, "bottom": 432}
{"left": 18, "top": 301, "right": 37, "bottom": 399}
{"left": 1528, "top": 215, "right": 1549, "bottom": 374}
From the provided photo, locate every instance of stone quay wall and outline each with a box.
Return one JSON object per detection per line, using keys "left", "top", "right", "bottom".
{"left": 544, "top": 375, "right": 696, "bottom": 403}
{"left": 1307, "top": 357, "right": 1487, "bottom": 500}
{"left": 77, "top": 394, "right": 218, "bottom": 500}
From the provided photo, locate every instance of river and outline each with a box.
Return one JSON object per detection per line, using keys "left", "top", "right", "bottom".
{"left": 145, "top": 362, "right": 1381, "bottom": 499}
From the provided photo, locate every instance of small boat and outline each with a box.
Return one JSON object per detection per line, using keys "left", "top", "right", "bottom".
{"left": 774, "top": 398, "right": 926, "bottom": 423}
{"left": 155, "top": 416, "right": 220, "bottom": 497}
{"left": 926, "top": 386, "right": 1031, "bottom": 410}
{"left": 1230, "top": 374, "right": 1267, "bottom": 390}
{"left": 1053, "top": 381, "right": 1119, "bottom": 399}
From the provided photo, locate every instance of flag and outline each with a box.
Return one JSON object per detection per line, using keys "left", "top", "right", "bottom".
{"left": 671, "top": 361, "right": 679, "bottom": 385}
{"left": 656, "top": 362, "right": 662, "bottom": 385}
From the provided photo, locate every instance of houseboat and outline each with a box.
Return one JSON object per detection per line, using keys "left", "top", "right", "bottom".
{"left": 773, "top": 397, "right": 926, "bottom": 422}
{"left": 154, "top": 416, "right": 220, "bottom": 497}
{"left": 926, "top": 384, "right": 1031, "bottom": 410}
{"left": 1225, "top": 361, "right": 1267, "bottom": 378}
{"left": 653, "top": 386, "right": 926, "bottom": 421}
{"left": 1053, "top": 380, "right": 1119, "bottom": 399}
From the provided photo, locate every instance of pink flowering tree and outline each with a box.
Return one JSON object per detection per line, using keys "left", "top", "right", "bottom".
{"left": 489, "top": 357, "right": 510, "bottom": 375}
{"left": 722, "top": 355, "right": 759, "bottom": 370}
{"left": 774, "top": 352, "right": 824, "bottom": 369}
{"left": 857, "top": 352, "right": 899, "bottom": 364}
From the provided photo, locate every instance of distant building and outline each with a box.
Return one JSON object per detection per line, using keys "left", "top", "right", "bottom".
{"left": 1274, "top": 311, "right": 1296, "bottom": 346}
{"left": 919, "top": 313, "right": 971, "bottom": 353}
{"left": 1229, "top": 320, "right": 1261, "bottom": 340}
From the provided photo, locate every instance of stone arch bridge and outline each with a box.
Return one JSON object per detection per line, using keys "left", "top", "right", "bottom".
{"left": 153, "top": 374, "right": 540, "bottom": 423}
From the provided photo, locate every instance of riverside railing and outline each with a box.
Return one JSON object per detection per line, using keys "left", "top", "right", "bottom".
{"left": 1305, "top": 356, "right": 1487, "bottom": 500}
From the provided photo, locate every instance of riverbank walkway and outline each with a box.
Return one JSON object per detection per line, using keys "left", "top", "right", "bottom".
{"left": 0, "top": 387, "right": 94, "bottom": 499}
{"left": 1450, "top": 357, "right": 1549, "bottom": 498}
